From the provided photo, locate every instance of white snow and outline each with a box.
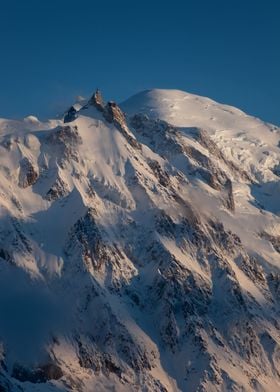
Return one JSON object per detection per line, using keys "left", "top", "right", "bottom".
{"left": 0, "top": 88, "right": 280, "bottom": 391}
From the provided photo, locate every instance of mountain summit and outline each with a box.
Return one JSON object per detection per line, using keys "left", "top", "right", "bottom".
{"left": 0, "top": 89, "right": 280, "bottom": 391}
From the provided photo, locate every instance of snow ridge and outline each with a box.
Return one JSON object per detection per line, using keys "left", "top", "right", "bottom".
{"left": 0, "top": 89, "right": 280, "bottom": 391}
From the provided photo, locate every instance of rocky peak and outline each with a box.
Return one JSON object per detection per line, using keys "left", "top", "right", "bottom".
{"left": 103, "top": 101, "right": 141, "bottom": 149}
{"left": 88, "top": 88, "right": 104, "bottom": 112}
{"left": 104, "top": 101, "right": 126, "bottom": 126}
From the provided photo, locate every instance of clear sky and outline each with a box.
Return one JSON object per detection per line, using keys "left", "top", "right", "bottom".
{"left": 1, "top": 0, "right": 279, "bottom": 125}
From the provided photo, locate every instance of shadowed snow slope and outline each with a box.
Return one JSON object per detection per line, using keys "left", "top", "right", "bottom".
{"left": 0, "top": 89, "right": 280, "bottom": 391}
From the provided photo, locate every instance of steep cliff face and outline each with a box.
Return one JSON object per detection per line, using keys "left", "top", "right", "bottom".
{"left": 0, "top": 89, "right": 280, "bottom": 391}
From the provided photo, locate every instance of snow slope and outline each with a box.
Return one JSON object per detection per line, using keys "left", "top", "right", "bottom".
{"left": 0, "top": 89, "right": 280, "bottom": 391}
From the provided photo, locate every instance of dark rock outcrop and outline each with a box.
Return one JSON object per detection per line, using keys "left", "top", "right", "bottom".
{"left": 46, "top": 125, "right": 82, "bottom": 166}
{"left": 104, "top": 102, "right": 141, "bottom": 149}
{"left": 261, "top": 231, "right": 280, "bottom": 253}
{"left": 65, "top": 208, "right": 109, "bottom": 271}
{"left": 104, "top": 101, "right": 126, "bottom": 125}
{"left": 18, "top": 157, "right": 38, "bottom": 188}
{"left": 45, "top": 176, "right": 69, "bottom": 201}
{"left": 64, "top": 105, "right": 78, "bottom": 123}
{"left": 89, "top": 89, "right": 104, "bottom": 112}
{"left": 147, "top": 159, "right": 170, "bottom": 187}
{"left": 12, "top": 363, "right": 63, "bottom": 383}
{"left": 224, "top": 178, "right": 235, "bottom": 212}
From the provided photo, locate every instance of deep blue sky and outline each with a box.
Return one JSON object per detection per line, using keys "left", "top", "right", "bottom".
{"left": 1, "top": 0, "right": 279, "bottom": 124}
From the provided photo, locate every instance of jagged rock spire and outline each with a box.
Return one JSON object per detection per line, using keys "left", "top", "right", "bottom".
{"left": 103, "top": 101, "right": 141, "bottom": 150}
{"left": 89, "top": 88, "right": 104, "bottom": 112}
{"left": 104, "top": 101, "right": 126, "bottom": 125}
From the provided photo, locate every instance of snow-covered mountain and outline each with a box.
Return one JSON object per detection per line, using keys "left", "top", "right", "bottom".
{"left": 0, "top": 88, "right": 280, "bottom": 392}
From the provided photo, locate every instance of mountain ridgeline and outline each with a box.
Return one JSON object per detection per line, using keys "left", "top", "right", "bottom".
{"left": 0, "top": 89, "right": 280, "bottom": 391}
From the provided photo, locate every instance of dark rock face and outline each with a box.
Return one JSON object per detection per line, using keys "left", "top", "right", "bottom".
{"left": 130, "top": 114, "right": 182, "bottom": 156}
{"left": 66, "top": 208, "right": 107, "bottom": 270}
{"left": 261, "top": 231, "right": 280, "bottom": 253}
{"left": 18, "top": 157, "right": 38, "bottom": 188}
{"left": 104, "top": 101, "right": 126, "bottom": 126}
{"left": 104, "top": 102, "right": 141, "bottom": 149}
{"left": 224, "top": 178, "right": 235, "bottom": 212}
{"left": 47, "top": 125, "right": 82, "bottom": 149}
{"left": 272, "top": 163, "right": 280, "bottom": 177}
{"left": 45, "top": 176, "right": 69, "bottom": 201}
{"left": 0, "top": 248, "right": 14, "bottom": 264}
{"left": 0, "top": 218, "right": 32, "bottom": 266}
{"left": 0, "top": 373, "right": 20, "bottom": 392}
{"left": 239, "top": 254, "right": 266, "bottom": 285}
{"left": 147, "top": 159, "right": 170, "bottom": 187}
{"left": 12, "top": 363, "right": 63, "bottom": 383}
{"left": 64, "top": 105, "right": 78, "bottom": 123}
{"left": 268, "top": 273, "right": 280, "bottom": 299}
{"left": 87, "top": 90, "right": 141, "bottom": 150}
{"left": 46, "top": 125, "right": 82, "bottom": 166}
